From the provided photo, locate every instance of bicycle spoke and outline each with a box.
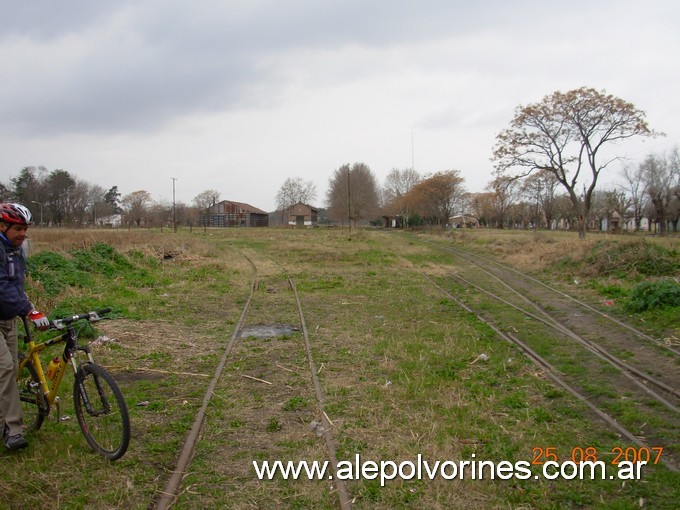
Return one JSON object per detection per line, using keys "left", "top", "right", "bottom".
{"left": 73, "top": 363, "right": 130, "bottom": 460}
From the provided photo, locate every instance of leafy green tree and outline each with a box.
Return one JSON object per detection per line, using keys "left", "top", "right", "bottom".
{"left": 11, "top": 167, "right": 42, "bottom": 205}
{"left": 104, "top": 186, "right": 122, "bottom": 214}
{"left": 0, "top": 182, "right": 10, "bottom": 202}
{"left": 45, "top": 169, "right": 76, "bottom": 225}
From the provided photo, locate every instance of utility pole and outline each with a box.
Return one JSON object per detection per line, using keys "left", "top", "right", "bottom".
{"left": 171, "top": 177, "right": 178, "bottom": 233}
{"left": 347, "top": 166, "right": 351, "bottom": 235}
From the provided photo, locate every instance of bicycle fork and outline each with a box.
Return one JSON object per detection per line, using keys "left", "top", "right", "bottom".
{"left": 74, "top": 363, "right": 112, "bottom": 417}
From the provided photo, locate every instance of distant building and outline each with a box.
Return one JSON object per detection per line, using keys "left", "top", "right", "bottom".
{"left": 199, "top": 200, "right": 269, "bottom": 227}
{"left": 96, "top": 214, "right": 122, "bottom": 228}
{"left": 449, "top": 214, "right": 479, "bottom": 228}
{"left": 287, "top": 202, "right": 318, "bottom": 227}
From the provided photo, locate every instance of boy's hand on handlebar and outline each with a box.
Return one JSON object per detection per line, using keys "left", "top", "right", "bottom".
{"left": 29, "top": 310, "right": 50, "bottom": 331}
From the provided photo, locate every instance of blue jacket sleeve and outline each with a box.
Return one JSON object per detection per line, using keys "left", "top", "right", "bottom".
{"left": 0, "top": 249, "right": 32, "bottom": 320}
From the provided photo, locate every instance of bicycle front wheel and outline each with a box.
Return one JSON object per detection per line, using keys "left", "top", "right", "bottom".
{"left": 73, "top": 363, "right": 130, "bottom": 460}
{"left": 17, "top": 352, "right": 48, "bottom": 432}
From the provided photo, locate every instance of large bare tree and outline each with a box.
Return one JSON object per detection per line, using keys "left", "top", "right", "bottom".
{"left": 492, "top": 87, "right": 656, "bottom": 238}
{"left": 326, "top": 163, "right": 380, "bottom": 226}
{"left": 121, "top": 190, "right": 153, "bottom": 226}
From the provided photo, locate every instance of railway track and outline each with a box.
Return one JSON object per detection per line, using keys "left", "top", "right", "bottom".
{"left": 416, "top": 238, "right": 680, "bottom": 472}
{"left": 147, "top": 232, "right": 677, "bottom": 507}
{"left": 153, "top": 251, "right": 350, "bottom": 509}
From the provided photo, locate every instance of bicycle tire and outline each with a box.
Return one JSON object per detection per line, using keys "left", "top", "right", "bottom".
{"left": 73, "top": 363, "right": 130, "bottom": 460}
{"left": 17, "top": 352, "right": 48, "bottom": 432}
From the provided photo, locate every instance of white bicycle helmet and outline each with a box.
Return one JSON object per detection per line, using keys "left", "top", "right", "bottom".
{"left": 0, "top": 203, "right": 33, "bottom": 225}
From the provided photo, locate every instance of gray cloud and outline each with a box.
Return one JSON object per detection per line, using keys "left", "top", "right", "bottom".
{"left": 0, "top": 0, "right": 678, "bottom": 209}
{"left": 0, "top": 0, "right": 548, "bottom": 136}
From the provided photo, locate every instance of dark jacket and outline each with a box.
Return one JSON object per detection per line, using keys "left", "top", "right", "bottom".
{"left": 0, "top": 234, "right": 32, "bottom": 320}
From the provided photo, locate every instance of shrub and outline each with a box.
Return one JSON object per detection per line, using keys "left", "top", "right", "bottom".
{"left": 625, "top": 280, "right": 680, "bottom": 312}
{"left": 586, "top": 241, "right": 679, "bottom": 277}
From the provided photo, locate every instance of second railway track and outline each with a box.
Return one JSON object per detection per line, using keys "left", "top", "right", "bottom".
{"left": 154, "top": 250, "right": 350, "bottom": 509}
{"left": 417, "top": 237, "right": 679, "bottom": 471}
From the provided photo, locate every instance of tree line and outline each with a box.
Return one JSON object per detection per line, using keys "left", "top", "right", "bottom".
{"left": 0, "top": 166, "right": 227, "bottom": 228}
{"left": 2, "top": 88, "right": 678, "bottom": 236}
{"left": 318, "top": 88, "right": 678, "bottom": 236}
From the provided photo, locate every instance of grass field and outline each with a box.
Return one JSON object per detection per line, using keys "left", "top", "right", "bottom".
{"left": 2, "top": 226, "right": 678, "bottom": 509}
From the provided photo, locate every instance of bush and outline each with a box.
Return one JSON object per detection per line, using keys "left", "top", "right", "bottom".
{"left": 586, "top": 241, "right": 679, "bottom": 277}
{"left": 625, "top": 280, "right": 680, "bottom": 312}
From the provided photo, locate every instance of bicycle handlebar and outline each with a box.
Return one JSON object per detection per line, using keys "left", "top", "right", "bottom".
{"left": 50, "top": 307, "right": 112, "bottom": 330}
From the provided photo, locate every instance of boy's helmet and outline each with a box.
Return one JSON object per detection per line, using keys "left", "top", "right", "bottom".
{"left": 0, "top": 203, "right": 33, "bottom": 225}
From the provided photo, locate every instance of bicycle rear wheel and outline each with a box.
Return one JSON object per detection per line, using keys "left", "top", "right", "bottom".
{"left": 17, "top": 353, "right": 48, "bottom": 432}
{"left": 73, "top": 363, "right": 130, "bottom": 460}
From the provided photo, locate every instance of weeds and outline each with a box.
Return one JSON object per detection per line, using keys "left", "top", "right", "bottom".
{"left": 626, "top": 279, "right": 680, "bottom": 312}
{"left": 585, "top": 240, "right": 679, "bottom": 277}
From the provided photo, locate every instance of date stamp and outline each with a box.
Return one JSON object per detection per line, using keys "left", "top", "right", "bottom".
{"left": 532, "top": 446, "right": 664, "bottom": 465}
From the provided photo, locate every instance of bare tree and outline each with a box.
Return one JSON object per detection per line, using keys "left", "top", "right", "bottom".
{"left": 192, "top": 189, "right": 221, "bottom": 211}
{"left": 493, "top": 87, "right": 657, "bottom": 239}
{"left": 121, "top": 190, "right": 153, "bottom": 226}
{"left": 382, "top": 168, "right": 421, "bottom": 227}
{"left": 275, "top": 177, "right": 317, "bottom": 224}
{"left": 326, "top": 163, "right": 380, "bottom": 226}
{"left": 67, "top": 178, "right": 92, "bottom": 226}
{"left": 469, "top": 192, "right": 495, "bottom": 227}
{"left": 382, "top": 168, "right": 421, "bottom": 205}
{"left": 521, "top": 170, "right": 560, "bottom": 229}
{"left": 620, "top": 163, "right": 648, "bottom": 231}
{"left": 486, "top": 175, "right": 521, "bottom": 228}
{"left": 590, "top": 189, "right": 629, "bottom": 232}
{"left": 89, "top": 184, "right": 116, "bottom": 221}
{"left": 642, "top": 150, "right": 680, "bottom": 234}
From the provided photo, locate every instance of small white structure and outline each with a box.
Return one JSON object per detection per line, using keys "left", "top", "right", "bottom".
{"left": 96, "top": 214, "right": 122, "bottom": 228}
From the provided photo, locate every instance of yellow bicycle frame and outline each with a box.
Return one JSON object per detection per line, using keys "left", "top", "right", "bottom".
{"left": 18, "top": 323, "right": 81, "bottom": 417}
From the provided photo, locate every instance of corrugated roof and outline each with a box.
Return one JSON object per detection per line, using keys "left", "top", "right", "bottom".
{"left": 222, "top": 200, "right": 268, "bottom": 215}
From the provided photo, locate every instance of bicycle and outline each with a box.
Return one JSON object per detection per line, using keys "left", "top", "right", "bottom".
{"left": 16, "top": 308, "right": 131, "bottom": 460}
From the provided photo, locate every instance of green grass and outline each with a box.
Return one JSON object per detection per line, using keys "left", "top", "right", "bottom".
{"left": 3, "top": 227, "right": 677, "bottom": 509}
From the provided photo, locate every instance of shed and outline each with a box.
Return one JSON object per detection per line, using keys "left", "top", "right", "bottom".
{"left": 199, "top": 200, "right": 269, "bottom": 227}
{"left": 287, "top": 202, "right": 318, "bottom": 227}
{"left": 449, "top": 214, "right": 479, "bottom": 228}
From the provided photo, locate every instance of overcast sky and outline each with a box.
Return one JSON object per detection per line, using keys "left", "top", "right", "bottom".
{"left": 1, "top": 0, "right": 678, "bottom": 211}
